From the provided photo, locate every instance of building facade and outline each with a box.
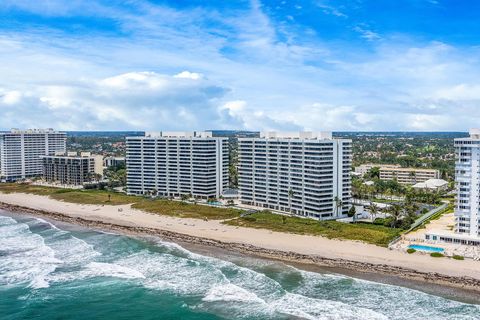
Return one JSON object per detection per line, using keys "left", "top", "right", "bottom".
{"left": 126, "top": 131, "right": 228, "bottom": 198}
{"left": 104, "top": 156, "right": 125, "bottom": 168}
{"left": 355, "top": 163, "right": 439, "bottom": 185}
{"left": 354, "top": 163, "right": 400, "bottom": 175}
{"left": 379, "top": 167, "right": 440, "bottom": 185}
{"left": 454, "top": 129, "right": 480, "bottom": 238}
{"left": 0, "top": 129, "right": 66, "bottom": 182}
{"left": 42, "top": 152, "right": 102, "bottom": 185}
{"left": 238, "top": 132, "right": 352, "bottom": 220}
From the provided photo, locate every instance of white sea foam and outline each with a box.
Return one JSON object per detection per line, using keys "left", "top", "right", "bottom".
{"left": 84, "top": 262, "right": 145, "bottom": 279}
{"left": 2, "top": 214, "right": 480, "bottom": 319}
{"left": 0, "top": 217, "right": 62, "bottom": 289}
{"left": 46, "top": 236, "right": 101, "bottom": 266}
{"left": 115, "top": 250, "right": 227, "bottom": 295}
{"left": 32, "top": 217, "right": 62, "bottom": 230}
{"left": 203, "top": 283, "right": 265, "bottom": 304}
{"left": 270, "top": 292, "right": 389, "bottom": 320}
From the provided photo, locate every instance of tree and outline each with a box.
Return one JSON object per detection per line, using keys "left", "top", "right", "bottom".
{"left": 387, "top": 204, "right": 402, "bottom": 228}
{"left": 334, "top": 196, "right": 343, "bottom": 217}
{"left": 348, "top": 205, "right": 356, "bottom": 218}
{"left": 288, "top": 188, "right": 295, "bottom": 216}
{"left": 181, "top": 194, "right": 190, "bottom": 202}
{"left": 365, "top": 166, "right": 380, "bottom": 180}
{"left": 409, "top": 171, "right": 417, "bottom": 184}
{"left": 368, "top": 202, "right": 379, "bottom": 222}
{"left": 402, "top": 202, "right": 419, "bottom": 228}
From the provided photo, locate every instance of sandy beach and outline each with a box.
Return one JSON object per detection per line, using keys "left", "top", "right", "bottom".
{"left": 1, "top": 192, "right": 479, "bottom": 290}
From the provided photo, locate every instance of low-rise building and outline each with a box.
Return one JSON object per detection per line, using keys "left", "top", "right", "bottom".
{"left": 104, "top": 156, "right": 125, "bottom": 168}
{"left": 379, "top": 167, "right": 440, "bottom": 185}
{"left": 354, "top": 163, "right": 400, "bottom": 175}
{"left": 412, "top": 179, "right": 448, "bottom": 191}
{"left": 355, "top": 163, "right": 440, "bottom": 185}
{"left": 42, "top": 152, "right": 103, "bottom": 185}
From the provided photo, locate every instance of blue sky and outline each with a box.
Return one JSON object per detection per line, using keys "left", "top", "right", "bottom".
{"left": 0, "top": 0, "right": 479, "bottom": 131}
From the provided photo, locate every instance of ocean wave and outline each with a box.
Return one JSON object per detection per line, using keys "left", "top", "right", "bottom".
{"left": 203, "top": 283, "right": 265, "bottom": 303}
{"left": 2, "top": 214, "right": 480, "bottom": 320}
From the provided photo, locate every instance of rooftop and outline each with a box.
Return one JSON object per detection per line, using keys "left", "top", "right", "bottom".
{"left": 413, "top": 179, "right": 448, "bottom": 189}
{"left": 143, "top": 131, "right": 213, "bottom": 138}
{"left": 2, "top": 128, "right": 62, "bottom": 134}
{"left": 259, "top": 131, "right": 333, "bottom": 139}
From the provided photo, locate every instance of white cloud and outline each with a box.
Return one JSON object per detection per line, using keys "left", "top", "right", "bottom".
{"left": 0, "top": 71, "right": 230, "bottom": 130}
{"left": 1, "top": 1, "right": 480, "bottom": 132}
{"left": 315, "top": 2, "right": 348, "bottom": 18}
{"left": 174, "top": 71, "right": 203, "bottom": 80}
{"left": 353, "top": 26, "right": 381, "bottom": 41}
{"left": 1, "top": 90, "right": 22, "bottom": 105}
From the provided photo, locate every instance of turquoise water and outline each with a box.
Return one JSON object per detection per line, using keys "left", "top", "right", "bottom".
{"left": 1, "top": 212, "right": 479, "bottom": 320}
{"left": 408, "top": 244, "right": 445, "bottom": 253}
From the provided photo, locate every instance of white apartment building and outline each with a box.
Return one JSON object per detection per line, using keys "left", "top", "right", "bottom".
{"left": 126, "top": 131, "right": 228, "bottom": 199}
{"left": 238, "top": 132, "right": 352, "bottom": 220}
{"left": 454, "top": 129, "right": 480, "bottom": 238}
{"left": 0, "top": 129, "right": 66, "bottom": 182}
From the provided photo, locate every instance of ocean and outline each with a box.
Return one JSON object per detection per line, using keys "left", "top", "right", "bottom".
{"left": 1, "top": 211, "right": 479, "bottom": 320}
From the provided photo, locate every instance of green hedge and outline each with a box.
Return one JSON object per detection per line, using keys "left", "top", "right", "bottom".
{"left": 430, "top": 252, "right": 444, "bottom": 258}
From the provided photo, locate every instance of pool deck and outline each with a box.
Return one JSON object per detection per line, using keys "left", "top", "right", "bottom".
{"left": 393, "top": 212, "right": 480, "bottom": 259}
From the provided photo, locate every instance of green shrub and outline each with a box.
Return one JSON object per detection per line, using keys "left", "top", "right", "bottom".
{"left": 430, "top": 252, "right": 444, "bottom": 258}
{"left": 407, "top": 248, "right": 416, "bottom": 254}
{"left": 452, "top": 255, "right": 464, "bottom": 260}
{"left": 243, "top": 216, "right": 257, "bottom": 222}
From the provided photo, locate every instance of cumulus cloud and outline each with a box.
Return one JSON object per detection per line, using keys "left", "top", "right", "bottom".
{"left": 0, "top": 71, "right": 229, "bottom": 130}
{"left": 1, "top": 1, "right": 480, "bottom": 132}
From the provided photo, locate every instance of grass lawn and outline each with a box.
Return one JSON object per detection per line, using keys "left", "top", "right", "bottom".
{"left": 224, "top": 211, "right": 402, "bottom": 247}
{"left": 132, "top": 200, "right": 243, "bottom": 220}
{"left": 0, "top": 183, "right": 137, "bottom": 205}
{"left": 0, "top": 183, "right": 242, "bottom": 220}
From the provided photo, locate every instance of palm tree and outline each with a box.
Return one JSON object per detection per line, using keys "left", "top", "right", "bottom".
{"left": 288, "top": 188, "right": 295, "bottom": 216}
{"left": 388, "top": 203, "right": 402, "bottom": 228}
{"left": 403, "top": 203, "right": 418, "bottom": 228}
{"left": 334, "top": 196, "right": 343, "bottom": 217}
{"left": 409, "top": 171, "right": 417, "bottom": 184}
{"left": 368, "top": 202, "right": 379, "bottom": 222}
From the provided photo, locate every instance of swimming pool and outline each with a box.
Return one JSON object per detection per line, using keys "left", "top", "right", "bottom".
{"left": 207, "top": 201, "right": 223, "bottom": 206}
{"left": 408, "top": 244, "right": 444, "bottom": 253}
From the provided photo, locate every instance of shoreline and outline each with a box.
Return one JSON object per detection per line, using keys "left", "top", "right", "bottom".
{"left": 1, "top": 199, "right": 480, "bottom": 293}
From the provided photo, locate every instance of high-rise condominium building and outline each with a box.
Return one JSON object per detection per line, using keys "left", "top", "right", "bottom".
{"left": 454, "top": 129, "right": 480, "bottom": 238}
{"left": 238, "top": 132, "right": 352, "bottom": 220}
{"left": 42, "top": 152, "right": 103, "bottom": 186}
{"left": 126, "top": 131, "right": 228, "bottom": 198}
{"left": 0, "top": 129, "right": 66, "bottom": 182}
